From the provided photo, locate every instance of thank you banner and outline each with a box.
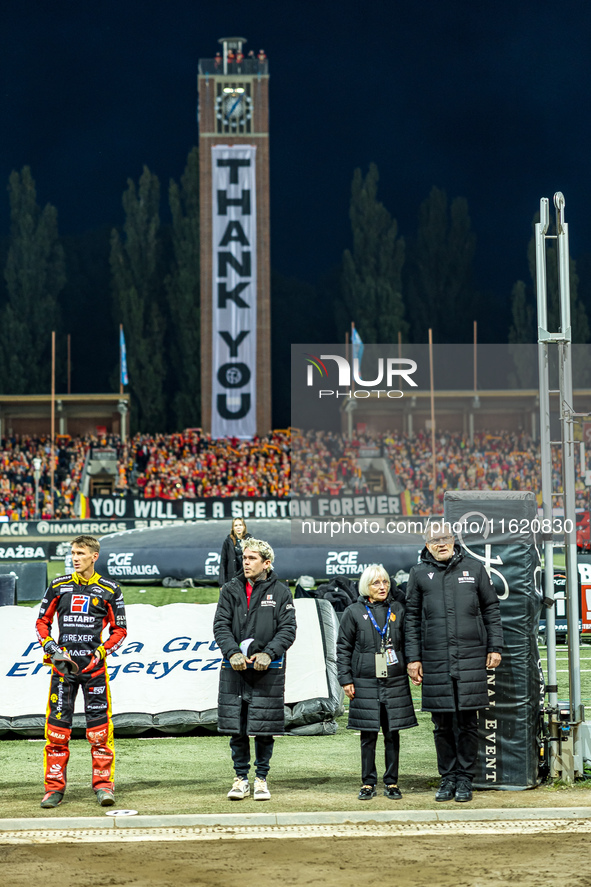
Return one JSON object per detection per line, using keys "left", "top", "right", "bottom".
{"left": 212, "top": 145, "right": 257, "bottom": 439}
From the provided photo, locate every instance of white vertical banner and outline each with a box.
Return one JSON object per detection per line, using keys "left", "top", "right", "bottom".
{"left": 211, "top": 145, "right": 257, "bottom": 438}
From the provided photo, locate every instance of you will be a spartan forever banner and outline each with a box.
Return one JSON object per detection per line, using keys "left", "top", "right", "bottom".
{"left": 212, "top": 145, "right": 257, "bottom": 439}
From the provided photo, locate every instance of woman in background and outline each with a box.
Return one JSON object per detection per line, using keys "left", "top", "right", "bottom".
{"left": 219, "top": 518, "right": 252, "bottom": 588}
{"left": 337, "top": 563, "right": 417, "bottom": 800}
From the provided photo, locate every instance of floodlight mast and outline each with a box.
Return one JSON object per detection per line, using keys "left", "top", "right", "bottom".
{"left": 535, "top": 192, "right": 583, "bottom": 781}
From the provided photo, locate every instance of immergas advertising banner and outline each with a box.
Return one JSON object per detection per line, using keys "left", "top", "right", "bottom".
{"left": 211, "top": 144, "right": 257, "bottom": 439}
{"left": 0, "top": 600, "right": 335, "bottom": 734}
{"left": 0, "top": 520, "right": 132, "bottom": 539}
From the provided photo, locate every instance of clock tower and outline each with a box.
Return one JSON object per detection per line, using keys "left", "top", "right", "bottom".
{"left": 198, "top": 37, "right": 271, "bottom": 438}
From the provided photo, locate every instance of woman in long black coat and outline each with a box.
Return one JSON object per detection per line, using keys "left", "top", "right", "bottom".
{"left": 219, "top": 518, "right": 252, "bottom": 588}
{"left": 337, "top": 563, "right": 417, "bottom": 801}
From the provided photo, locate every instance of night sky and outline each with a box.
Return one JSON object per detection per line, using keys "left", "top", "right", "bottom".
{"left": 2, "top": 0, "right": 590, "bottom": 314}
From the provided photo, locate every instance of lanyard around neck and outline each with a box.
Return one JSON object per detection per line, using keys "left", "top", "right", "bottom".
{"left": 365, "top": 603, "right": 391, "bottom": 641}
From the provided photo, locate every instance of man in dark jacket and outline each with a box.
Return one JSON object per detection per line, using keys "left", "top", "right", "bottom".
{"left": 213, "top": 538, "right": 296, "bottom": 801}
{"left": 405, "top": 522, "right": 503, "bottom": 803}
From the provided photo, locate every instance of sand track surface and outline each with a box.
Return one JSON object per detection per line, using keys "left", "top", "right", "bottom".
{"left": 1, "top": 822, "right": 591, "bottom": 887}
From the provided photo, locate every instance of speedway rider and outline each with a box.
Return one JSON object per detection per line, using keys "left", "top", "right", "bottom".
{"left": 35, "top": 535, "right": 127, "bottom": 809}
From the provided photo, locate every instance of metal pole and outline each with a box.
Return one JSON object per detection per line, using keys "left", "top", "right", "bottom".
{"left": 119, "top": 401, "right": 128, "bottom": 443}
{"left": 429, "top": 328, "right": 436, "bottom": 509}
{"left": 345, "top": 331, "right": 353, "bottom": 441}
{"left": 536, "top": 192, "right": 584, "bottom": 780}
{"left": 535, "top": 199, "right": 558, "bottom": 726}
{"left": 119, "top": 323, "right": 124, "bottom": 397}
{"left": 554, "top": 194, "right": 583, "bottom": 737}
{"left": 473, "top": 320, "right": 478, "bottom": 393}
{"left": 33, "top": 457, "right": 41, "bottom": 520}
{"left": 50, "top": 331, "right": 55, "bottom": 518}
{"left": 350, "top": 323, "right": 357, "bottom": 398}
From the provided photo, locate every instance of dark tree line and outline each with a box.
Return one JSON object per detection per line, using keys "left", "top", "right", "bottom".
{"left": 335, "top": 167, "right": 478, "bottom": 346}
{"left": 0, "top": 167, "right": 65, "bottom": 393}
{"left": 2, "top": 157, "right": 590, "bottom": 432}
{"left": 0, "top": 151, "right": 201, "bottom": 433}
{"left": 337, "top": 164, "right": 590, "bottom": 351}
{"left": 110, "top": 149, "right": 201, "bottom": 432}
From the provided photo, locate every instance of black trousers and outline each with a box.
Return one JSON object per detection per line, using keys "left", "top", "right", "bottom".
{"left": 229, "top": 700, "right": 275, "bottom": 779}
{"left": 360, "top": 702, "right": 400, "bottom": 786}
{"left": 431, "top": 681, "right": 479, "bottom": 780}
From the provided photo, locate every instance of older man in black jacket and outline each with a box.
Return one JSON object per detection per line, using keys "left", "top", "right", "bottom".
{"left": 214, "top": 538, "right": 296, "bottom": 801}
{"left": 405, "top": 522, "right": 503, "bottom": 802}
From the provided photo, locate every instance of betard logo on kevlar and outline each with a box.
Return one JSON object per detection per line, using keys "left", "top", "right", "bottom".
{"left": 304, "top": 353, "right": 418, "bottom": 399}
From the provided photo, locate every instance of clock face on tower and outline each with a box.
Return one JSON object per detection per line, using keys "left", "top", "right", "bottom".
{"left": 216, "top": 88, "right": 253, "bottom": 130}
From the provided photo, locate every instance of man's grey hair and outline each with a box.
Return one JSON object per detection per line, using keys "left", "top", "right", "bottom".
{"left": 243, "top": 538, "right": 275, "bottom": 564}
{"left": 424, "top": 520, "right": 454, "bottom": 543}
{"left": 358, "top": 563, "right": 390, "bottom": 597}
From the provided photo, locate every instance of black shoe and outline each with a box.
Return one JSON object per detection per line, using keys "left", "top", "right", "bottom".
{"left": 96, "top": 789, "right": 115, "bottom": 807}
{"left": 358, "top": 785, "right": 377, "bottom": 800}
{"left": 40, "top": 791, "right": 63, "bottom": 809}
{"left": 455, "top": 777, "right": 473, "bottom": 802}
{"left": 435, "top": 778, "right": 456, "bottom": 802}
{"left": 384, "top": 784, "right": 402, "bottom": 800}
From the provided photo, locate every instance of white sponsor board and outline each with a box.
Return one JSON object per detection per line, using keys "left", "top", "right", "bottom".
{"left": 0, "top": 601, "right": 328, "bottom": 718}
{"left": 211, "top": 144, "right": 257, "bottom": 439}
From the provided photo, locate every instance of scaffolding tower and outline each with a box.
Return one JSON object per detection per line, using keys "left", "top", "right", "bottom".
{"left": 536, "top": 192, "right": 584, "bottom": 780}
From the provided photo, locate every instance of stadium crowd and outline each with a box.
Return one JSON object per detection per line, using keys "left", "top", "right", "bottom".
{"left": 127, "top": 429, "right": 290, "bottom": 499}
{"left": 0, "top": 434, "right": 100, "bottom": 520}
{"left": 384, "top": 429, "right": 544, "bottom": 513}
{"left": 294, "top": 428, "right": 589, "bottom": 513}
{"left": 0, "top": 426, "right": 588, "bottom": 519}
{"left": 384, "top": 428, "right": 589, "bottom": 513}
{"left": 0, "top": 429, "right": 291, "bottom": 519}
{"left": 291, "top": 430, "right": 370, "bottom": 497}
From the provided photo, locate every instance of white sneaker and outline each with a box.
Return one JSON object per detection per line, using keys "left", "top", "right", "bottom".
{"left": 253, "top": 777, "right": 271, "bottom": 800}
{"left": 227, "top": 777, "right": 250, "bottom": 800}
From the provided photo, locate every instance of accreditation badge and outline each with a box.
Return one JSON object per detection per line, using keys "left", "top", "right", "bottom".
{"left": 385, "top": 648, "right": 398, "bottom": 666}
